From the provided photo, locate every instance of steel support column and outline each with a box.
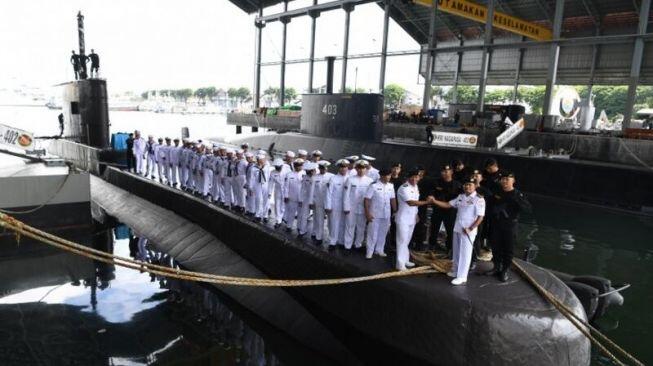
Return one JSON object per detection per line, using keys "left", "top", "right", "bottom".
{"left": 280, "top": 1, "right": 289, "bottom": 106}
{"left": 379, "top": 0, "right": 392, "bottom": 93}
{"left": 512, "top": 37, "right": 525, "bottom": 103}
{"left": 542, "top": 0, "right": 565, "bottom": 116}
{"left": 451, "top": 38, "right": 464, "bottom": 104}
{"left": 623, "top": 0, "right": 651, "bottom": 129}
{"left": 341, "top": 4, "right": 354, "bottom": 93}
{"left": 476, "top": 0, "right": 494, "bottom": 113}
{"left": 308, "top": 1, "right": 319, "bottom": 93}
{"left": 254, "top": 8, "right": 264, "bottom": 109}
{"left": 422, "top": 0, "right": 437, "bottom": 113}
{"left": 587, "top": 30, "right": 601, "bottom": 100}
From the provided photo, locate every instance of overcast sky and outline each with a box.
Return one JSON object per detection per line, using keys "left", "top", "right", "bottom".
{"left": 0, "top": 0, "right": 427, "bottom": 96}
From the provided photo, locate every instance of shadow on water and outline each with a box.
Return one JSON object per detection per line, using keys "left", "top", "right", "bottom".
{"left": 0, "top": 221, "right": 344, "bottom": 366}
{"left": 521, "top": 196, "right": 653, "bottom": 365}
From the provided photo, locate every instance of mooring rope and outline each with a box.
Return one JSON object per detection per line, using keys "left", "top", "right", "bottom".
{"left": 0, "top": 212, "right": 644, "bottom": 366}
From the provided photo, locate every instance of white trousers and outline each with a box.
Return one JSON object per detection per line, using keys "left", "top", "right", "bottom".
{"left": 396, "top": 222, "right": 416, "bottom": 269}
{"left": 202, "top": 169, "right": 213, "bottom": 196}
{"left": 366, "top": 217, "right": 391, "bottom": 257}
{"left": 158, "top": 161, "right": 167, "bottom": 181}
{"left": 194, "top": 170, "right": 203, "bottom": 191}
{"left": 254, "top": 184, "right": 269, "bottom": 219}
{"left": 246, "top": 188, "right": 257, "bottom": 213}
{"left": 313, "top": 204, "right": 327, "bottom": 240}
{"left": 146, "top": 155, "right": 157, "bottom": 177}
{"left": 169, "top": 164, "right": 179, "bottom": 185}
{"left": 223, "top": 177, "right": 234, "bottom": 207}
{"left": 328, "top": 209, "right": 345, "bottom": 246}
{"left": 283, "top": 200, "right": 299, "bottom": 229}
{"left": 297, "top": 202, "right": 312, "bottom": 235}
{"left": 180, "top": 166, "right": 189, "bottom": 187}
{"left": 452, "top": 231, "right": 476, "bottom": 280}
{"left": 234, "top": 176, "right": 246, "bottom": 208}
{"left": 212, "top": 174, "right": 222, "bottom": 202}
{"left": 344, "top": 213, "right": 367, "bottom": 249}
{"left": 135, "top": 154, "right": 144, "bottom": 174}
{"left": 272, "top": 191, "right": 284, "bottom": 224}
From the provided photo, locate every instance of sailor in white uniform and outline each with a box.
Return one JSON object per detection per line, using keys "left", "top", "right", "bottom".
{"left": 361, "top": 154, "right": 380, "bottom": 182}
{"left": 132, "top": 130, "right": 146, "bottom": 175}
{"left": 344, "top": 155, "right": 359, "bottom": 177}
{"left": 222, "top": 149, "right": 236, "bottom": 208}
{"left": 235, "top": 150, "right": 248, "bottom": 212}
{"left": 244, "top": 152, "right": 257, "bottom": 216}
{"left": 281, "top": 151, "right": 295, "bottom": 175}
{"left": 168, "top": 138, "right": 182, "bottom": 187}
{"left": 249, "top": 154, "right": 271, "bottom": 222}
{"left": 310, "top": 150, "right": 322, "bottom": 163}
{"left": 325, "top": 159, "right": 349, "bottom": 247}
{"left": 269, "top": 159, "right": 286, "bottom": 227}
{"left": 363, "top": 168, "right": 396, "bottom": 259}
{"left": 297, "top": 149, "right": 308, "bottom": 161}
{"left": 201, "top": 148, "right": 214, "bottom": 198}
{"left": 395, "top": 169, "right": 434, "bottom": 270}
{"left": 297, "top": 162, "right": 317, "bottom": 237}
{"left": 282, "top": 159, "right": 304, "bottom": 232}
{"left": 343, "top": 160, "right": 373, "bottom": 250}
{"left": 153, "top": 138, "right": 167, "bottom": 183}
{"left": 144, "top": 135, "right": 158, "bottom": 179}
{"left": 431, "top": 177, "right": 485, "bottom": 285}
{"left": 311, "top": 161, "right": 333, "bottom": 244}
{"left": 179, "top": 141, "right": 190, "bottom": 189}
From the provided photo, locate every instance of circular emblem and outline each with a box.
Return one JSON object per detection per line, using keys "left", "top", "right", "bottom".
{"left": 469, "top": 136, "right": 477, "bottom": 144}
{"left": 18, "top": 134, "right": 32, "bottom": 147}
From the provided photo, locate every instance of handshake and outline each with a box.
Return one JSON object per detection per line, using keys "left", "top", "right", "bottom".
{"left": 426, "top": 195, "right": 437, "bottom": 204}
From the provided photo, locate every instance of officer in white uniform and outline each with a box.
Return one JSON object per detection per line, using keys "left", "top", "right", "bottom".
{"left": 431, "top": 177, "right": 485, "bottom": 285}
{"left": 153, "top": 138, "right": 166, "bottom": 183}
{"left": 144, "top": 135, "right": 158, "bottom": 179}
{"left": 343, "top": 160, "right": 373, "bottom": 250}
{"left": 364, "top": 168, "right": 396, "bottom": 259}
{"left": 269, "top": 159, "right": 286, "bottom": 227}
{"left": 222, "top": 149, "right": 236, "bottom": 208}
{"left": 234, "top": 150, "right": 248, "bottom": 212}
{"left": 325, "top": 159, "right": 349, "bottom": 247}
{"left": 132, "top": 130, "right": 146, "bottom": 175}
{"left": 201, "top": 148, "right": 214, "bottom": 198}
{"left": 169, "top": 138, "right": 182, "bottom": 187}
{"left": 361, "top": 154, "right": 380, "bottom": 182}
{"left": 244, "top": 152, "right": 257, "bottom": 216}
{"left": 179, "top": 141, "right": 190, "bottom": 189}
{"left": 282, "top": 159, "right": 304, "bottom": 232}
{"left": 395, "top": 169, "right": 433, "bottom": 270}
{"left": 310, "top": 150, "right": 322, "bottom": 163}
{"left": 311, "top": 161, "right": 333, "bottom": 245}
{"left": 297, "top": 162, "right": 317, "bottom": 237}
{"left": 344, "top": 155, "right": 359, "bottom": 177}
{"left": 249, "top": 154, "right": 271, "bottom": 222}
{"left": 187, "top": 144, "right": 199, "bottom": 192}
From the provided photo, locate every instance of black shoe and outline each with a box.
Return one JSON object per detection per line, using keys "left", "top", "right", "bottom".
{"left": 274, "top": 223, "right": 280, "bottom": 229}
{"left": 297, "top": 233, "right": 306, "bottom": 239}
{"left": 499, "top": 271, "right": 509, "bottom": 282}
{"left": 484, "top": 265, "right": 503, "bottom": 277}
{"left": 285, "top": 227, "right": 292, "bottom": 233}
{"left": 315, "top": 239, "right": 323, "bottom": 246}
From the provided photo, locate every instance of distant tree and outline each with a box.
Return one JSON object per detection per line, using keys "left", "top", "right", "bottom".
{"left": 516, "top": 86, "right": 546, "bottom": 114}
{"left": 345, "top": 87, "right": 368, "bottom": 94}
{"left": 431, "top": 86, "right": 444, "bottom": 98}
{"left": 443, "top": 85, "right": 478, "bottom": 104}
{"left": 205, "top": 86, "right": 218, "bottom": 101}
{"left": 284, "top": 87, "right": 298, "bottom": 103}
{"left": 227, "top": 87, "right": 239, "bottom": 99}
{"left": 141, "top": 91, "right": 149, "bottom": 100}
{"left": 236, "top": 87, "right": 251, "bottom": 103}
{"left": 383, "top": 83, "right": 406, "bottom": 108}
{"left": 177, "top": 88, "right": 193, "bottom": 102}
{"left": 194, "top": 87, "right": 207, "bottom": 100}
{"left": 263, "top": 87, "right": 280, "bottom": 104}
{"left": 484, "top": 88, "right": 513, "bottom": 104}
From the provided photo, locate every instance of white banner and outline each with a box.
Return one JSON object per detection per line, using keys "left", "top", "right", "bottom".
{"left": 0, "top": 124, "right": 35, "bottom": 150}
{"left": 496, "top": 118, "right": 525, "bottom": 149}
{"left": 431, "top": 131, "right": 478, "bottom": 148}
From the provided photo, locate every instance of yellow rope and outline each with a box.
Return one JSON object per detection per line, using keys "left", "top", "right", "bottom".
{"left": 0, "top": 213, "right": 441, "bottom": 286}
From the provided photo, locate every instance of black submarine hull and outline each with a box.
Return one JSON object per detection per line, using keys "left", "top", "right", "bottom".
{"left": 101, "top": 167, "right": 590, "bottom": 366}
{"left": 230, "top": 132, "right": 653, "bottom": 213}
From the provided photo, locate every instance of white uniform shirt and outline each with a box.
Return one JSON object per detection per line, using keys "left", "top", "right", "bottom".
{"left": 449, "top": 192, "right": 485, "bottom": 234}
{"left": 343, "top": 175, "right": 373, "bottom": 214}
{"left": 299, "top": 174, "right": 315, "bottom": 204}
{"left": 325, "top": 173, "right": 348, "bottom": 211}
{"left": 364, "top": 181, "right": 395, "bottom": 219}
{"left": 269, "top": 169, "right": 285, "bottom": 196}
{"left": 133, "top": 137, "right": 146, "bottom": 156}
{"left": 157, "top": 145, "right": 170, "bottom": 163}
{"left": 311, "top": 172, "right": 333, "bottom": 207}
{"left": 283, "top": 171, "right": 303, "bottom": 201}
{"left": 396, "top": 183, "right": 420, "bottom": 225}
{"left": 169, "top": 146, "right": 182, "bottom": 165}
{"left": 237, "top": 159, "right": 248, "bottom": 176}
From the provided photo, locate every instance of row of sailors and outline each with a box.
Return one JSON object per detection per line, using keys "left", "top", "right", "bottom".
{"left": 132, "top": 139, "right": 518, "bottom": 286}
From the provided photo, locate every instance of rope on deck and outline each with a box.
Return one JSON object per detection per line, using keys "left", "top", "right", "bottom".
{"left": 0, "top": 212, "right": 644, "bottom": 366}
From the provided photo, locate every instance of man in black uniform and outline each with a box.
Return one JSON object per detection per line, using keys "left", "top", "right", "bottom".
{"left": 428, "top": 164, "right": 462, "bottom": 254}
{"left": 452, "top": 158, "right": 469, "bottom": 182}
{"left": 89, "top": 49, "right": 100, "bottom": 78}
{"left": 125, "top": 133, "right": 135, "bottom": 172}
{"left": 481, "top": 158, "right": 501, "bottom": 194}
{"left": 425, "top": 125, "right": 434, "bottom": 144}
{"left": 486, "top": 171, "right": 531, "bottom": 282}
{"left": 70, "top": 50, "right": 81, "bottom": 80}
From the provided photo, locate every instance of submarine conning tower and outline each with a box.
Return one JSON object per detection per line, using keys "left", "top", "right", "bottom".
{"left": 62, "top": 78, "right": 110, "bottom": 149}
{"left": 300, "top": 56, "right": 384, "bottom": 142}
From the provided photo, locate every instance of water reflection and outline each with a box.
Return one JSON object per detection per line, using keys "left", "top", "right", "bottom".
{"left": 0, "top": 223, "right": 285, "bottom": 365}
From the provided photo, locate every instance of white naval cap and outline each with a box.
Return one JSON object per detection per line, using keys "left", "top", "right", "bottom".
{"left": 317, "top": 160, "right": 331, "bottom": 167}
{"left": 303, "top": 162, "right": 317, "bottom": 171}
{"left": 354, "top": 159, "right": 369, "bottom": 167}
{"left": 256, "top": 149, "right": 266, "bottom": 155}
{"left": 225, "top": 148, "right": 234, "bottom": 154}
{"left": 272, "top": 158, "right": 284, "bottom": 167}
{"left": 236, "top": 149, "right": 244, "bottom": 154}
{"left": 218, "top": 145, "right": 226, "bottom": 150}
{"left": 311, "top": 150, "right": 323, "bottom": 156}
{"left": 344, "top": 155, "right": 359, "bottom": 162}
{"left": 293, "top": 158, "right": 305, "bottom": 165}
{"left": 336, "top": 159, "right": 350, "bottom": 166}
{"left": 297, "top": 149, "right": 308, "bottom": 156}
{"left": 256, "top": 153, "right": 266, "bottom": 160}
{"left": 245, "top": 152, "right": 254, "bottom": 158}
{"left": 286, "top": 151, "right": 296, "bottom": 158}
{"left": 361, "top": 154, "right": 376, "bottom": 162}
